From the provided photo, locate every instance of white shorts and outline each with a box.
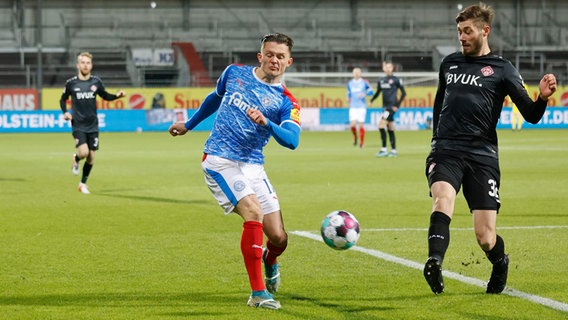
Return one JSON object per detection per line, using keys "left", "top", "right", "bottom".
{"left": 201, "top": 154, "right": 280, "bottom": 215}
{"left": 349, "top": 108, "right": 367, "bottom": 123}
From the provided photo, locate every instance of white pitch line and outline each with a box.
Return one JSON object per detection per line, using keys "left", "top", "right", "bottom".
{"left": 291, "top": 230, "right": 568, "bottom": 313}
{"left": 362, "top": 225, "right": 568, "bottom": 232}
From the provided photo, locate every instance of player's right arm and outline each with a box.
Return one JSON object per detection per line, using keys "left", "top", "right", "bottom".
{"left": 169, "top": 92, "right": 223, "bottom": 136}
{"left": 170, "top": 65, "right": 231, "bottom": 136}
{"left": 59, "top": 81, "right": 72, "bottom": 121}
{"left": 370, "top": 83, "right": 381, "bottom": 104}
{"left": 431, "top": 65, "right": 447, "bottom": 135}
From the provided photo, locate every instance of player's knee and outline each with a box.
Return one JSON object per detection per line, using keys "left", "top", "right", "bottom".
{"left": 77, "top": 150, "right": 88, "bottom": 159}
{"left": 270, "top": 232, "right": 288, "bottom": 247}
{"left": 475, "top": 232, "right": 495, "bottom": 251}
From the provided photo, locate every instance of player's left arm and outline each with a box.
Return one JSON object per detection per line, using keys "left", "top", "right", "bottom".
{"left": 370, "top": 84, "right": 381, "bottom": 104}
{"left": 507, "top": 67, "right": 557, "bottom": 124}
{"left": 247, "top": 108, "right": 300, "bottom": 150}
{"left": 365, "top": 80, "right": 374, "bottom": 97}
{"left": 97, "top": 80, "right": 125, "bottom": 101}
{"left": 395, "top": 80, "right": 407, "bottom": 108}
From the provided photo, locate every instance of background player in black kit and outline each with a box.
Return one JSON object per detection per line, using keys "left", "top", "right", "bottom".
{"left": 423, "top": 2, "right": 557, "bottom": 295}
{"left": 370, "top": 61, "right": 406, "bottom": 158}
{"left": 60, "top": 52, "right": 126, "bottom": 194}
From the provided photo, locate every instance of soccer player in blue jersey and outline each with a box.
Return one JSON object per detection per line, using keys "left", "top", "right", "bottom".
{"left": 423, "top": 2, "right": 557, "bottom": 295}
{"left": 347, "top": 67, "right": 374, "bottom": 148}
{"left": 370, "top": 62, "right": 406, "bottom": 157}
{"left": 169, "top": 33, "right": 300, "bottom": 310}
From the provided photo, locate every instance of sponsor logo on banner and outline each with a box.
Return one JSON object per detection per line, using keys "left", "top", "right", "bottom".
{"left": 129, "top": 94, "right": 146, "bottom": 109}
{"left": 131, "top": 48, "right": 174, "bottom": 66}
{"left": 0, "top": 89, "right": 39, "bottom": 110}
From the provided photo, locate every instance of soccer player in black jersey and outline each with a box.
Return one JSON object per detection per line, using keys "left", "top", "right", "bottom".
{"left": 60, "top": 52, "right": 126, "bottom": 194}
{"left": 370, "top": 62, "right": 406, "bottom": 157}
{"left": 423, "top": 3, "right": 557, "bottom": 295}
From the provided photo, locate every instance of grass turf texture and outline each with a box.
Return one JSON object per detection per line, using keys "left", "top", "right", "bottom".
{"left": 0, "top": 129, "right": 566, "bottom": 319}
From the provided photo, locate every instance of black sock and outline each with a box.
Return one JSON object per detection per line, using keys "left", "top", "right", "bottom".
{"left": 81, "top": 163, "right": 93, "bottom": 184}
{"left": 428, "top": 211, "right": 451, "bottom": 262}
{"left": 379, "top": 128, "right": 387, "bottom": 148}
{"left": 388, "top": 130, "right": 396, "bottom": 149}
{"left": 485, "top": 235, "right": 505, "bottom": 264}
{"left": 75, "top": 154, "right": 81, "bottom": 162}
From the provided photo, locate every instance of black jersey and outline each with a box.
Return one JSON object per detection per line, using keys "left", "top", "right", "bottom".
{"left": 370, "top": 75, "right": 406, "bottom": 110}
{"left": 59, "top": 75, "right": 119, "bottom": 132}
{"left": 431, "top": 52, "right": 548, "bottom": 158}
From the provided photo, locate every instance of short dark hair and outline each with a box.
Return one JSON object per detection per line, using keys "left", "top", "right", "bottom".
{"left": 456, "top": 2, "right": 495, "bottom": 28}
{"left": 261, "top": 33, "right": 294, "bottom": 52}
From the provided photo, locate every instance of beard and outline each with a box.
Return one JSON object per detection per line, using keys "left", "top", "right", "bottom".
{"left": 461, "top": 34, "right": 484, "bottom": 56}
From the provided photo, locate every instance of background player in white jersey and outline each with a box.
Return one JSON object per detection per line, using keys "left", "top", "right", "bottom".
{"left": 60, "top": 52, "right": 126, "bottom": 194}
{"left": 169, "top": 33, "right": 300, "bottom": 310}
{"left": 347, "top": 67, "right": 374, "bottom": 148}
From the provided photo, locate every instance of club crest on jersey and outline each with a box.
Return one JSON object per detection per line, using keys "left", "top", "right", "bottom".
{"left": 481, "top": 66, "right": 494, "bottom": 76}
{"left": 261, "top": 97, "right": 272, "bottom": 107}
{"left": 90, "top": 85, "right": 97, "bottom": 92}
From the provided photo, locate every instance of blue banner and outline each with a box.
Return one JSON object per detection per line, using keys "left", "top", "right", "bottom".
{"left": 1, "top": 107, "right": 567, "bottom": 133}
{"left": 0, "top": 109, "right": 215, "bottom": 133}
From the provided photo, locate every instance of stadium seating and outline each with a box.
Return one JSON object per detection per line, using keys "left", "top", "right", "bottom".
{"left": 0, "top": 0, "right": 566, "bottom": 88}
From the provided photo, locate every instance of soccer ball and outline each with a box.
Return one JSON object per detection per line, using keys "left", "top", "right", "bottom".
{"left": 321, "top": 210, "right": 360, "bottom": 250}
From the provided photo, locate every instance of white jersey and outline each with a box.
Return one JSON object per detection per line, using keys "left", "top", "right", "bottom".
{"left": 204, "top": 64, "right": 300, "bottom": 164}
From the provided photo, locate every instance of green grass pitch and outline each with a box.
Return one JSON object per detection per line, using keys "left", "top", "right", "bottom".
{"left": 0, "top": 129, "right": 567, "bottom": 319}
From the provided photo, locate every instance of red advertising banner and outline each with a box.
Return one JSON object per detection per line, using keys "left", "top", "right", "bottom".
{"left": 0, "top": 89, "right": 39, "bottom": 110}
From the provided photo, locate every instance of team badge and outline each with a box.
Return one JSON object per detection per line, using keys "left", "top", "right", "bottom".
{"left": 90, "top": 85, "right": 97, "bottom": 92}
{"left": 481, "top": 66, "right": 494, "bottom": 76}
{"left": 291, "top": 107, "right": 300, "bottom": 124}
{"left": 428, "top": 162, "right": 436, "bottom": 174}
{"left": 234, "top": 180, "right": 246, "bottom": 192}
{"left": 262, "top": 97, "right": 272, "bottom": 107}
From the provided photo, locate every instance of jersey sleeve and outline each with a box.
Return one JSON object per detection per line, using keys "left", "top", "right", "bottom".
{"left": 184, "top": 91, "right": 222, "bottom": 130}
{"left": 59, "top": 81, "right": 72, "bottom": 113}
{"left": 396, "top": 78, "right": 407, "bottom": 107}
{"left": 370, "top": 83, "right": 381, "bottom": 103}
{"left": 504, "top": 63, "right": 547, "bottom": 124}
{"left": 184, "top": 64, "right": 233, "bottom": 130}
{"left": 266, "top": 87, "right": 301, "bottom": 149}
{"left": 94, "top": 78, "right": 120, "bottom": 101}
{"left": 432, "top": 64, "right": 447, "bottom": 134}
{"left": 365, "top": 80, "right": 374, "bottom": 97}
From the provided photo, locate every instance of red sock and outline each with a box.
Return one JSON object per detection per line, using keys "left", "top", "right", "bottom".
{"left": 351, "top": 126, "right": 357, "bottom": 139}
{"left": 265, "top": 240, "right": 287, "bottom": 266}
{"left": 359, "top": 127, "right": 365, "bottom": 146}
{"left": 241, "top": 221, "right": 265, "bottom": 291}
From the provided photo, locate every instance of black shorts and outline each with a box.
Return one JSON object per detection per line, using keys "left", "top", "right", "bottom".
{"left": 73, "top": 131, "right": 99, "bottom": 151}
{"left": 425, "top": 149, "right": 501, "bottom": 212}
{"left": 382, "top": 109, "right": 396, "bottom": 122}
